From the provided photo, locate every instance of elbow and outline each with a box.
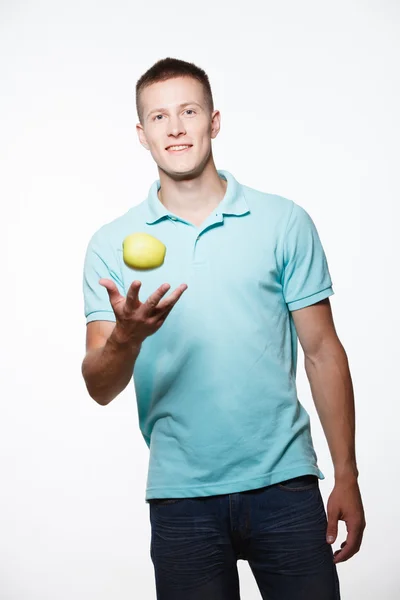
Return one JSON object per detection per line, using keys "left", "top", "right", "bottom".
{"left": 87, "top": 386, "right": 113, "bottom": 406}
{"left": 81, "top": 363, "right": 112, "bottom": 406}
{"left": 304, "top": 337, "right": 348, "bottom": 368}
{"left": 91, "top": 391, "right": 111, "bottom": 406}
{"left": 83, "top": 379, "right": 110, "bottom": 406}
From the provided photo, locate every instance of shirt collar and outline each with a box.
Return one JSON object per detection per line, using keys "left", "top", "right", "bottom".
{"left": 145, "top": 169, "right": 249, "bottom": 225}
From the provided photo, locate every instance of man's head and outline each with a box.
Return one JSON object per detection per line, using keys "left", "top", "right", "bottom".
{"left": 135, "top": 57, "right": 221, "bottom": 179}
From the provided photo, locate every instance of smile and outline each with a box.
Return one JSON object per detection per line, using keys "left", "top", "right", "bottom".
{"left": 166, "top": 145, "right": 192, "bottom": 153}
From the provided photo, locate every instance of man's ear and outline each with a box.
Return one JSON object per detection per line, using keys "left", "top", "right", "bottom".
{"left": 136, "top": 123, "right": 150, "bottom": 150}
{"left": 210, "top": 110, "right": 221, "bottom": 140}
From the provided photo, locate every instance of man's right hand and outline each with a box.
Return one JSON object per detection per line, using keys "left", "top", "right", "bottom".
{"left": 99, "top": 279, "right": 188, "bottom": 346}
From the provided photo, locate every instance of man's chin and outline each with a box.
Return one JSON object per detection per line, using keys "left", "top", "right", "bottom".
{"left": 158, "top": 162, "right": 199, "bottom": 181}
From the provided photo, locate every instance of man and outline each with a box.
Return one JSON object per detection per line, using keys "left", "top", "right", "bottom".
{"left": 81, "top": 57, "right": 365, "bottom": 599}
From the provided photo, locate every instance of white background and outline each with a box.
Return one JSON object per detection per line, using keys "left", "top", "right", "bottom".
{"left": 1, "top": 1, "right": 399, "bottom": 598}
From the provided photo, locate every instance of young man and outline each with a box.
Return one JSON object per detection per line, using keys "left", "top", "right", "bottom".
{"left": 81, "top": 57, "right": 365, "bottom": 599}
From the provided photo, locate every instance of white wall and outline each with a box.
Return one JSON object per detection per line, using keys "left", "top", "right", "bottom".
{"left": 1, "top": 1, "right": 399, "bottom": 598}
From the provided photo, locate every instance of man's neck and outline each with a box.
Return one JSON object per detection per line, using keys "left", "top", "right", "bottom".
{"left": 156, "top": 160, "right": 227, "bottom": 226}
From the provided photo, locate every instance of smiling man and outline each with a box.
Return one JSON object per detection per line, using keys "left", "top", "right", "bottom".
{"left": 81, "top": 57, "right": 365, "bottom": 600}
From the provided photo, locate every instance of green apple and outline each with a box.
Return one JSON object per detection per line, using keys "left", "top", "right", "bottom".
{"left": 122, "top": 232, "right": 166, "bottom": 269}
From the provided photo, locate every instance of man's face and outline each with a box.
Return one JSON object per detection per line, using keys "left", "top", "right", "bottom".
{"left": 136, "top": 76, "right": 220, "bottom": 179}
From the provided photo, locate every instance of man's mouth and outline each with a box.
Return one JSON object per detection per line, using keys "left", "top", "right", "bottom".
{"left": 166, "top": 144, "right": 192, "bottom": 154}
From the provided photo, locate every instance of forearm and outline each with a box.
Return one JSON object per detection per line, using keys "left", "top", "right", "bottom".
{"left": 82, "top": 326, "right": 142, "bottom": 406}
{"left": 304, "top": 340, "right": 358, "bottom": 482}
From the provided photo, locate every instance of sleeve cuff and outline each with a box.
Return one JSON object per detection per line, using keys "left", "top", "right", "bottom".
{"left": 287, "top": 286, "right": 334, "bottom": 312}
{"left": 86, "top": 310, "right": 116, "bottom": 324}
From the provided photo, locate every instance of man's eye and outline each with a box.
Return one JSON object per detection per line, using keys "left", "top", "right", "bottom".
{"left": 185, "top": 109, "right": 195, "bottom": 115}
{"left": 154, "top": 114, "right": 163, "bottom": 121}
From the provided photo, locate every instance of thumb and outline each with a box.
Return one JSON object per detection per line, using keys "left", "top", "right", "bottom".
{"left": 326, "top": 509, "right": 339, "bottom": 544}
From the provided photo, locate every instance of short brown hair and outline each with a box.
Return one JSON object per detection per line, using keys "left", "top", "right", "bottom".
{"left": 135, "top": 57, "right": 214, "bottom": 124}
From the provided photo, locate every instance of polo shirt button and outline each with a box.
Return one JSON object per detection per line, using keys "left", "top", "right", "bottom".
{"left": 170, "top": 216, "right": 177, "bottom": 221}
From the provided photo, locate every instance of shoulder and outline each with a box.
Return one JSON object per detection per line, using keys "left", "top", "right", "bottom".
{"left": 241, "top": 181, "right": 294, "bottom": 215}
{"left": 87, "top": 200, "right": 148, "bottom": 251}
{"left": 244, "top": 180, "right": 318, "bottom": 228}
{"left": 240, "top": 181, "right": 306, "bottom": 232}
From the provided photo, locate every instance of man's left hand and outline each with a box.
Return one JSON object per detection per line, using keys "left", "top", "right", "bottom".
{"left": 326, "top": 478, "right": 366, "bottom": 563}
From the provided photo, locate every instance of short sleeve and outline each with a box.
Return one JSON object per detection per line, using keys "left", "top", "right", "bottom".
{"left": 82, "top": 230, "right": 125, "bottom": 324}
{"left": 282, "top": 203, "right": 334, "bottom": 311}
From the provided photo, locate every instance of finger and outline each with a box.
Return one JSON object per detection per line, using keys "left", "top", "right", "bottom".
{"left": 154, "top": 300, "right": 176, "bottom": 324}
{"left": 99, "top": 279, "right": 124, "bottom": 309}
{"left": 157, "top": 284, "right": 188, "bottom": 312}
{"left": 333, "top": 525, "right": 363, "bottom": 563}
{"left": 125, "top": 280, "right": 142, "bottom": 312}
{"left": 333, "top": 541, "right": 346, "bottom": 559}
{"left": 143, "top": 283, "right": 171, "bottom": 313}
{"left": 326, "top": 508, "right": 340, "bottom": 545}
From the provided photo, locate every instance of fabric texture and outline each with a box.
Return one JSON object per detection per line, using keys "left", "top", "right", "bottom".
{"left": 82, "top": 170, "right": 334, "bottom": 501}
{"left": 149, "top": 475, "right": 341, "bottom": 599}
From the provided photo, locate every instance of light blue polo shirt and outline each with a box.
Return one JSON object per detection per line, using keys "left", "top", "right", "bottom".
{"left": 82, "top": 170, "right": 334, "bottom": 501}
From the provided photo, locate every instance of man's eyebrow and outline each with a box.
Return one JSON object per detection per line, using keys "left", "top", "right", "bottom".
{"left": 146, "top": 101, "right": 203, "bottom": 119}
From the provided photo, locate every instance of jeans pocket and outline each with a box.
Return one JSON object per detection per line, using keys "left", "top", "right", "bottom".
{"left": 277, "top": 474, "right": 318, "bottom": 492}
{"left": 149, "top": 498, "right": 183, "bottom": 506}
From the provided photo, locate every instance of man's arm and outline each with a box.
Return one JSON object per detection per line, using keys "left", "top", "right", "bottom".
{"left": 82, "top": 279, "right": 188, "bottom": 406}
{"left": 291, "top": 297, "right": 366, "bottom": 563}
{"left": 82, "top": 321, "right": 142, "bottom": 406}
{"left": 291, "top": 297, "right": 358, "bottom": 481}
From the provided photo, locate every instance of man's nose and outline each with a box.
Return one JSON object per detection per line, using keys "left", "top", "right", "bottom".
{"left": 167, "top": 116, "right": 186, "bottom": 137}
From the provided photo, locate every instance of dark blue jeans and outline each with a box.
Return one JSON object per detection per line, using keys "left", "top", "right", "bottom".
{"left": 148, "top": 474, "right": 340, "bottom": 599}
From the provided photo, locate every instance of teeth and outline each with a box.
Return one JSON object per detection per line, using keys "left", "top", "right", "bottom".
{"left": 168, "top": 145, "right": 190, "bottom": 150}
